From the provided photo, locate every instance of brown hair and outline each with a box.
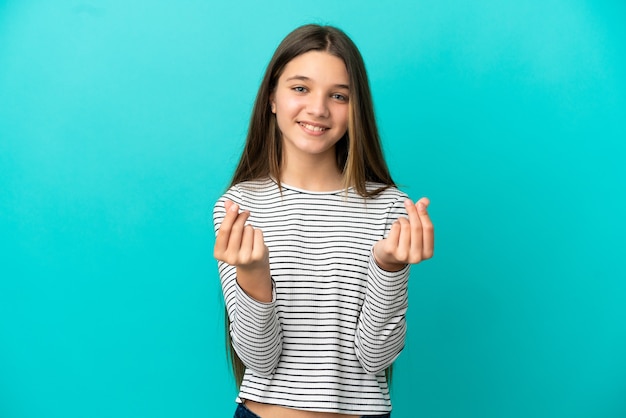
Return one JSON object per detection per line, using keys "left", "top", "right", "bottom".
{"left": 226, "top": 24, "right": 396, "bottom": 387}
{"left": 229, "top": 24, "right": 395, "bottom": 196}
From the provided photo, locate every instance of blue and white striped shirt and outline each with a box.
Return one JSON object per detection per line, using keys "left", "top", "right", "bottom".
{"left": 213, "top": 177, "right": 411, "bottom": 415}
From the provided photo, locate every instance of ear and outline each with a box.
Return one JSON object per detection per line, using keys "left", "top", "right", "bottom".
{"left": 269, "top": 94, "right": 276, "bottom": 114}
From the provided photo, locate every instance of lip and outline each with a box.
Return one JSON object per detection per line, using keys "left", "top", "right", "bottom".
{"left": 298, "top": 121, "right": 330, "bottom": 135}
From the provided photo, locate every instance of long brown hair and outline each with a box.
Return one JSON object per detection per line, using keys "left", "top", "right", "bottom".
{"left": 225, "top": 24, "right": 396, "bottom": 387}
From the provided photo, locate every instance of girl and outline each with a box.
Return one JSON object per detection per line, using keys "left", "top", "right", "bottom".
{"left": 213, "top": 24, "right": 434, "bottom": 418}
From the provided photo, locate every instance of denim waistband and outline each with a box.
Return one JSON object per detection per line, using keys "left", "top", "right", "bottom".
{"left": 233, "top": 403, "right": 391, "bottom": 418}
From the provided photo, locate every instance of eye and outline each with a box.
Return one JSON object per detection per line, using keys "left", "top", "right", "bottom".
{"left": 332, "top": 93, "right": 348, "bottom": 102}
{"left": 292, "top": 86, "right": 307, "bottom": 93}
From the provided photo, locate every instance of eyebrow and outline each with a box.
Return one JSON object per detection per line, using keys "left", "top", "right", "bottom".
{"left": 285, "top": 75, "right": 350, "bottom": 90}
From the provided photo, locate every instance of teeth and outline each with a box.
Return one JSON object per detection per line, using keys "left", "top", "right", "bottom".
{"left": 300, "top": 122, "right": 326, "bottom": 132}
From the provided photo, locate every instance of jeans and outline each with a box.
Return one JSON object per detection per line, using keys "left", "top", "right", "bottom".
{"left": 234, "top": 403, "right": 391, "bottom": 418}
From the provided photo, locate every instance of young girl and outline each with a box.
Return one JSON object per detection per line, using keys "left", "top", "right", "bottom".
{"left": 213, "top": 24, "right": 434, "bottom": 418}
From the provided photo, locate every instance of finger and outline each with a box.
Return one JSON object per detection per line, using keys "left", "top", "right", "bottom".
{"left": 416, "top": 198, "right": 434, "bottom": 259}
{"left": 238, "top": 224, "right": 255, "bottom": 263}
{"left": 214, "top": 202, "right": 241, "bottom": 258}
{"left": 374, "top": 221, "right": 400, "bottom": 267}
{"left": 226, "top": 210, "right": 250, "bottom": 255}
{"left": 404, "top": 198, "right": 420, "bottom": 227}
{"left": 396, "top": 217, "right": 411, "bottom": 262}
{"left": 417, "top": 197, "right": 430, "bottom": 208}
{"left": 404, "top": 199, "right": 423, "bottom": 262}
{"left": 251, "top": 229, "right": 267, "bottom": 261}
{"left": 219, "top": 201, "right": 241, "bottom": 234}
{"left": 386, "top": 219, "right": 402, "bottom": 250}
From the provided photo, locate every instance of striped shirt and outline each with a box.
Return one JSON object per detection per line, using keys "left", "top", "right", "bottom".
{"left": 213, "top": 177, "right": 410, "bottom": 415}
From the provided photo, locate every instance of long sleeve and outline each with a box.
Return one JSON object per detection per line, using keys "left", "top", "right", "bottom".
{"left": 211, "top": 178, "right": 414, "bottom": 414}
{"left": 213, "top": 187, "right": 283, "bottom": 376}
{"left": 354, "top": 196, "right": 410, "bottom": 374}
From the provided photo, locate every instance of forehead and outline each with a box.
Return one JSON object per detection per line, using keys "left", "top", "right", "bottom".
{"left": 280, "top": 51, "right": 349, "bottom": 85}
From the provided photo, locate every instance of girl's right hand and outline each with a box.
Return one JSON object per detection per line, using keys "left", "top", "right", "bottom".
{"left": 214, "top": 200, "right": 269, "bottom": 269}
{"left": 214, "top": 200, "right": 272, "bottom": 301}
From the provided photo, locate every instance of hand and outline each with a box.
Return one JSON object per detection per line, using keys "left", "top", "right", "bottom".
{"left": 214, "top": 200, "right": 269, "bottom": 269}
{"left": 214, "top": 200, "right": 272, "bottom": 301}
{"left": 373, "top": 198, "right": 434, "bottom": 271}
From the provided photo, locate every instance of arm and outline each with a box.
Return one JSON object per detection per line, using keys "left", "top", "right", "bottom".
{"left": 354, "top": 251, "right": 409, "bottom": 374}
{"left": 355, "top": 196, "right": 434, "bottom": 374}
{"left": 213, "top": 190, "right": 282, "bottom": 375}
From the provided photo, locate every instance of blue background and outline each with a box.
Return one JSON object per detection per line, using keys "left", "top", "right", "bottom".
{"left": 1, "top": 1, "right": 625, "bottom": 417}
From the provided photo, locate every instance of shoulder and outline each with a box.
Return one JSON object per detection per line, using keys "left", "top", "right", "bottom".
{"left": 364, "top": 182, "right": 409, "bottom": 202}
{"left": 214, "top": 177, "right": 277, "bottom": 209}
{"left": 213, "top": 178, "right": 275, "bottom": 230}
{"left": 233, "top": 177, "right": 276, "bottom": 194}
{"left": 361, "top": 183, "right": 410, "bottom": 222}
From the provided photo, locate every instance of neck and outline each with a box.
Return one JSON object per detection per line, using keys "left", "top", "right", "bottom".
{"left": 280, "top": 153, "right": 343, "bottom": 192}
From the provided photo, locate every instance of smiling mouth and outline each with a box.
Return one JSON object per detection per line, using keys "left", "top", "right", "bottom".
{"left": 298, "top": 122, "right": 328, "bottom": 132}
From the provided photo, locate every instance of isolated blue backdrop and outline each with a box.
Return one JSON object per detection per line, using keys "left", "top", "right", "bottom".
{"left": 1, "top": 1, "right": 625, "bottom": 417}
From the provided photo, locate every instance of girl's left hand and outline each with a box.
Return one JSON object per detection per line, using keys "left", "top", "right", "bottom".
{"left": 373, "top": 197, "right": 434, "bottom": 271}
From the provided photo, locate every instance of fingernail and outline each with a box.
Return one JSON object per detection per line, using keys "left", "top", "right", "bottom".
{"left": 404, "top": 199, "right": 412, "bottom": 207}
{"left": 229, "top": 203, "right": 239, "bottom": 212}
{"left": 417, "top": 202, "right": 425, "bottom": 211}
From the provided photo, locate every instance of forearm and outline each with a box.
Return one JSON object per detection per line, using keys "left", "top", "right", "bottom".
{"left": 229, "top": 278, "right": 282, "bottom": 375}
{"left": 354, "top": 252, "right": 409, "bottom": 374}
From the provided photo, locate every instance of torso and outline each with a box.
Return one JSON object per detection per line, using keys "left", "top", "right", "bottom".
{"left": 244, "top": 400, "right": 360, "bottom": 418}
{"left": 216, "top": 178, "right": 407, "bottom": 415}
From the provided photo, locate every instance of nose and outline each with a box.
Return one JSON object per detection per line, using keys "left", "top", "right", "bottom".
{"left": 306, "top": 93, "right": 329, "bottom": 118}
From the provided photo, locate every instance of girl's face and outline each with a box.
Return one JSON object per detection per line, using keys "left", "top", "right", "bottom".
{"left": 271, "top": 51, "right": 350, "bottom": 164}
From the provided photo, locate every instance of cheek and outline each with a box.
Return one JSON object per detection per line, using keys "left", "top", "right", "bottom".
{"left": 274, "top": 94, "right": 302, "bottom": 115}
{"left": 335, "top": 106, "right": 349, "bottom": 128}
{"left": 274, "top": 98, "right": 300, "bottom": 133}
